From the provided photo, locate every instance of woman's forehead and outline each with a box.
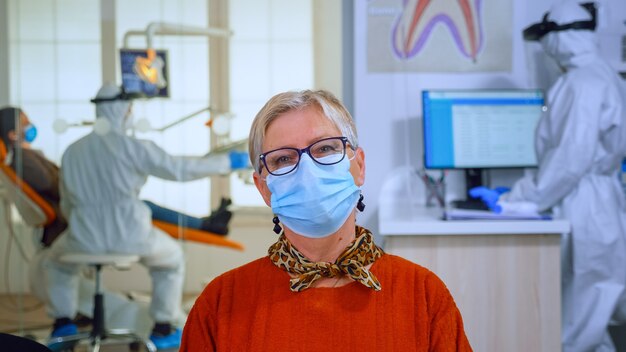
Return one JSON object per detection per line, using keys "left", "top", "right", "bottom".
{"left": 263, "top": 108, "right": 340, "bottom": 150}
{"left": 19, "top": 112, "right": 30, "bottom": 126}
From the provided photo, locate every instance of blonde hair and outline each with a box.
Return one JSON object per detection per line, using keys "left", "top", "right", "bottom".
{"left": 248, "top": 90, "right": 358, "bottom": 172}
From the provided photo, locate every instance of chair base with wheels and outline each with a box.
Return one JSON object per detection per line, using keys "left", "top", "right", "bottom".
{"left": 47, "top": 253, "right": 156, "bottom": 352}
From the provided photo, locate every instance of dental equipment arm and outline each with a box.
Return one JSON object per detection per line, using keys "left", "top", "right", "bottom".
{"left": 153, "top": 107, "right": 212, "bottom": 132}
{"left": 123, "top": 22, "right": 232, "bottom": 49}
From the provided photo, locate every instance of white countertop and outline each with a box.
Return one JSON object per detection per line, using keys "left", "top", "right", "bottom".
{"left": 379, "top": 202, "right": 570, "bottom": 236}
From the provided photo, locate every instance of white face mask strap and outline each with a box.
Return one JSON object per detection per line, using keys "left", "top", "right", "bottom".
{"left": 347, "top": 146, "right": 358, "bottom": 161}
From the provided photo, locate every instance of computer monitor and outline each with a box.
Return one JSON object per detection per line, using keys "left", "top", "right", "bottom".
{"left": 120, "top": 48, "right": 170, "bottom": 98}
{"left": 422, "top": 89, "right": 545, "bottom": 201}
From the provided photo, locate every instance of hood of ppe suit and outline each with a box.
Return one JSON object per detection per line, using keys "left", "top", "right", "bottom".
{"left": 540, "top": 2, "right": 598, "bottom": 70}
{"left": 93, "top": 84, "right": 132, "bottom": 133}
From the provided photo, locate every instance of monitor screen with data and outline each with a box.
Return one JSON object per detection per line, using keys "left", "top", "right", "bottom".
{"left": 422, "top": 90, "right": 545, "bottom": 169}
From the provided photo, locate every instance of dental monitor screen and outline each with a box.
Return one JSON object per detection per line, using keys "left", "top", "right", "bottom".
{"left": 422, "top": 90, "right": 545, "bottom": 170}
{"left": 120, "top": 49, "right": 170, "bottom": 98}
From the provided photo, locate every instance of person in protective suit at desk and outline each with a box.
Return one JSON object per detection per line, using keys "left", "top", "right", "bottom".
{"left": 472, "top": 2, "right": 626, "bottom": 351}
{"left": 44, "top": 83, "right": 247, "bottom": 350}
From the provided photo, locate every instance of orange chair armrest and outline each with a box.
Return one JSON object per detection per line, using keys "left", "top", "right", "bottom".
{"left": 0, "top": 164, "right": 56, "bottom": 226}
{"left": 152, "top": 220, "right": 244, "bottom": 251}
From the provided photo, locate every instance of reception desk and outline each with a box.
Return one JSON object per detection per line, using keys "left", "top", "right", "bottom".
{"left": 379, "top": 203, "right": 570, "bottom": 352}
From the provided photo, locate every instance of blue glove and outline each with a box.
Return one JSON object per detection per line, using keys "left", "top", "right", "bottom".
{"left": 229, "top": 151, "right": 250, "bottom": 170}
{"left": 468, "top": 186, "right": 511, "bottom": 210}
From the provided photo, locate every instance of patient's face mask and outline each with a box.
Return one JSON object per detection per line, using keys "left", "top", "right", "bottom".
{"left": 265, "top": 154, "right": 360, "bottom": 238}
{"left": 23, "top": 124, "right": 37, "bottom": 143}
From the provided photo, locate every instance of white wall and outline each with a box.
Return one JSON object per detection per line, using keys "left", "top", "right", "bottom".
{"left": 0, "top": 0, "right": 9, "bottom": 106}
{"left": 353, "top": 0, "right": 626, "bottom": 233}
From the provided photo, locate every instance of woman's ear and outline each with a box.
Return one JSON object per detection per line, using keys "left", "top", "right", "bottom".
{"left": 253, "top": 171, "right": 272, "bottom": 207}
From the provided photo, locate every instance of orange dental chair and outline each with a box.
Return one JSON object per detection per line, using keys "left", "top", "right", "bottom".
{"left": 0, "top": 140, "right": 56, "bottom": 229}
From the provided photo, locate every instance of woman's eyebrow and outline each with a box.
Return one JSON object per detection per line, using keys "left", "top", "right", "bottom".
{"left": 303, "top": 134, "right": 338, "bottom": 146}
{"left": 266, "top": 134, "right": 338, "bottom": 151}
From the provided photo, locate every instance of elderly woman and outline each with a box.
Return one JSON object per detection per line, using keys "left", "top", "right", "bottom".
{"left": 181, "top": 90, "right": 472, "bottom": 351}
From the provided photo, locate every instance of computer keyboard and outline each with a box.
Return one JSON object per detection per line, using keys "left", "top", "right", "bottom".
{"left": 450, "top": 200, "right": 489, "bottom": 211}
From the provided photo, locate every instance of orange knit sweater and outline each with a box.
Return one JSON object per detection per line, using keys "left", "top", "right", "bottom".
{"left": 181, "top": 254, "right": 472, "bottom": 351}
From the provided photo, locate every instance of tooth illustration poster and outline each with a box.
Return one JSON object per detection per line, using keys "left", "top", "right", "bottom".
{"left": 367, "top": 0, "right": 512, "bottom": 72}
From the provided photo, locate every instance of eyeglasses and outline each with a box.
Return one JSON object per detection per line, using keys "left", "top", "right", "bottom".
{"left": 259, "top": 136, "right": 353, "bottom": 176}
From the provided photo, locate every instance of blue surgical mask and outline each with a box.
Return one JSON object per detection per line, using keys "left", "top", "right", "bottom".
{"left": 24, "top": 124, "right": 37, "bottom": 143}
{"left": 266, "top": 154, "right": 360, "bottom": 238}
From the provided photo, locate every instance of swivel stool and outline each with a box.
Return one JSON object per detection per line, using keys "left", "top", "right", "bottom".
{"left": 47, "top": 253, "right": 156, "bottom": 352}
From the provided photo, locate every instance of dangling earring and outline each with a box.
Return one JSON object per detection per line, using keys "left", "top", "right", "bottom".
{"left": 272, "top": 216, "right": 282, "bottom": 234}
{"left": 357, "top": 193, "right": 366, "bottom": 212}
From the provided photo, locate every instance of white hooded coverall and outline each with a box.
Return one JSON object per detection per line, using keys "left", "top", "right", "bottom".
{"left": 45, "top": 84, "right": 230, "bottom": 326}
{"left": 507, "top": 3, "right": 626, "bottom": 351}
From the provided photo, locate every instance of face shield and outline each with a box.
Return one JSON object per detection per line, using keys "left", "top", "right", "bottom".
{"left": 523, "top": 40, "right": 564, "bottom": 90}
{"left": 91, "top": 85, "right": 141, "bottom": 133}
{"left": 522, "top": 2, "right": 596, "bottom": 42}
{"left": 90, "top": 86, "right": 143, "bottom": 104}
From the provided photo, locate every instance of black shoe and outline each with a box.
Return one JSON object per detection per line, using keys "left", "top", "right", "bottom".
{"left": 73, "top": 313, "right": 93, "bottom": 328}
{"left": 216, "top": 198, "right": 232, "bottom": 212}
{"left": 201, "top": 198, "right": 232, "bottom": 236}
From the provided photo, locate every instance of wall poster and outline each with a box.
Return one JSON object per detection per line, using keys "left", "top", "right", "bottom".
{"left": 368, "top": 0, "right": 513, "bottom": 73}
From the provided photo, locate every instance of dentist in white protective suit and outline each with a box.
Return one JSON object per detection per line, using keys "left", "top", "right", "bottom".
{"left": 44, "top": 83, "right": 237, "bottom": 349}
{"left": 511, "top": 2, "right": 626, "bottom": 351}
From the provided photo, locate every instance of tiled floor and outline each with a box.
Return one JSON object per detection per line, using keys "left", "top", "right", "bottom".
{"left": 0, "top": 294, "right": 51, "bottom": 341}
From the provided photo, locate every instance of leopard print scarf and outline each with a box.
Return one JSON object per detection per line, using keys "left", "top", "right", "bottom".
{"left": 268, "top": 225, "right": 384, "bottom": 292}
